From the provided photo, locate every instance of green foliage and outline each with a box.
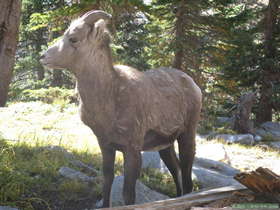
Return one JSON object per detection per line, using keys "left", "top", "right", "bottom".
{"left": 113, "top": 12, "right": 151, "bottom": 71}
{"left": 19, "top": 87, "right": 76, "bottom": 105}
{"left": 12, "top": 0, "right": 280, "bottom": 127}
{"left": 0, "top": 136, "right": 99, "bottom": 209}
{"left": 140, "top": 168, "right": 177, "bottom": 197}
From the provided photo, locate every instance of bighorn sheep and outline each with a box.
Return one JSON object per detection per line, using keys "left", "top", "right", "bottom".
{"left": 41, "top": 10, "right": 202, "bottom": 207}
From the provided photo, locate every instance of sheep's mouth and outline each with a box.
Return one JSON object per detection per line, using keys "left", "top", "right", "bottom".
{"left": 40, "top": 59, "right": 49, "bottom": 66}
{"left": 40, "top": 60, "right": 65, "bottom": 70}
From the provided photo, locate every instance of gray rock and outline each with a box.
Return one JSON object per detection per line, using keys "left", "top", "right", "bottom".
{"left": 141, "top": 151, "right": 169, "bottom": 173}
{"left": 213, "top": 134, "right": 255, "bottom": 145}
{"left": 194, "top": 158, "right": 239, "bottom": 176}
{"left": 70, "top": 159, "right": 99, "bottom": 175}
{"left": 270, "top": 141, "right": 280, "bottom": 150}
{"left": 254, "top": 135, "right": 263, "bottom": 142}
{"left": 261, "top": 121, "right": 280, "bottom": 130}
{"left": 192, "top": 166, "right": 241, "bottom": 188}
{"left": 58, "top": 167, "right": 94, "bottom": 182}
{"left": 97, "top": 176, "right": 169, "bottom": 207}
{"left": 0, "top": 207, "right": 18, "bottom": 210}
{"left": 216, "top": 117, "right": 234, "bottom": 127}
{"left": 255, "top": 122, "right": 280, "bottom": 141}
{"left": 142, "top": 151, "right": 238, "bottom": 175}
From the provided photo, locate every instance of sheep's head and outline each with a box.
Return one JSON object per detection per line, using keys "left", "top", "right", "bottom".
{"left": 40, "top": 10, "right": 111, "bottom": 70}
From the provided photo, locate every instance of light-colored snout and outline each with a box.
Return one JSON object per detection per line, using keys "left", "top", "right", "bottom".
{"left": 40, "top": 39, "right": 67, "bottom": 69}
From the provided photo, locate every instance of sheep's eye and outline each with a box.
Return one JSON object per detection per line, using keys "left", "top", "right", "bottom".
{"left": 69, "top": 37, "right": 78, "bottom": 44}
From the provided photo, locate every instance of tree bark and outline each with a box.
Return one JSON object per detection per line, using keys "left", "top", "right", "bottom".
{"left": 34, "top": 1, "right": 45, "bottom": 81}
{"left": 256, "top": 0, "right": 279, "bottom": 124}
{"left": 233, "top": 92, "right": 256, "bottom": 134}
{"left": 51, "top": 0, "right": 65, "bottom": 87}
{"left": 52, "top": 70, "right": 63, "bottom": 87}
{"left": 0, "top": 0, "right": 21, "bottom": 107}
{"left": 172, "top": 0, "right": 185, "bottom": 70}
{"left": 35, "top": 32, "right": 45, "bottom": 81}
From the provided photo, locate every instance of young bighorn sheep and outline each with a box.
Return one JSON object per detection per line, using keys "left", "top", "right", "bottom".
{"left": 41, "top": 10, "right": 202, "bottom": 207}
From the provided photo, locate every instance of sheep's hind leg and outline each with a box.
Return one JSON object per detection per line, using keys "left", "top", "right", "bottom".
{"left": 123, "top": 148, "right": 142, "bottom": 205}
{"left": 159, "top": 145, "right": 183, "bottom": 196}
{"left": 177, "top": 131, "right": 196, "bottom": 194}
{"left": 101, "top": 146, "right": 116, "bottom": 208}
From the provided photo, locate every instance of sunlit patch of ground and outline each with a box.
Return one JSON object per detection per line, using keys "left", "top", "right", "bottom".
{"left": 1, "top": 101, "right": 279, "bottom": 173}
{"left": 0, "top": 102, "right": 99, "bottom": 153}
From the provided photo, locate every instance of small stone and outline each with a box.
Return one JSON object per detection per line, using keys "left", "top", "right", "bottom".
{"left": 213, "top": 134, "right": 255, "bottom": 145}
{"left": 58, "top": 167, "right": 94, "bottom": 183}
{"left": 254, "top": 135, "right": 262, "bottom": 142}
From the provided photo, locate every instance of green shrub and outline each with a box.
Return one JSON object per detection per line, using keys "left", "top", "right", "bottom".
{"left": 20, "top": 87, "right": 76, "bottom": 105}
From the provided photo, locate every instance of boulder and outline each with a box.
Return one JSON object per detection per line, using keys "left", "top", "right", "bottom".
{"left": 192, "top": 166, "right": 241, "bottom": 189}
{"left": 213, "top": 134, "right": 255, "bottom": 145}
{"left": 58, "top": 166, "right": 95, "bottom": 183}
{"left": 194, "top": 157, "right": 239, "bottom": 177}
{"left": 270, "top": 141, "right": 280, "bottom": 151}
{"left": 0, "top": 207, "right": 18, "bottom": 210}
{"left": 96, "top": 176, "right": 169, "bottom": 207}
{"left": 141, "top": 151, "right": 240, "bottom": 189}
{"left": 216, "top": 117, "right": 234, "bottom": 127}
{"left": 255, "top": 122, "right": 280, "bottom": 141}
{"left": 141, "top": 151, "right": 169, "bottom": 173}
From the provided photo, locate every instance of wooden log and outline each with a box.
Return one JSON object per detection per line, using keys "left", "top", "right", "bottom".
{"left": 100, "top": 185, "right": 246, "bottom": 210}
{"left": 234, "top": 167, "right": 280, "bottom": 201}
{"left": 192, "top": 208, "right": 279, "bottom": 210}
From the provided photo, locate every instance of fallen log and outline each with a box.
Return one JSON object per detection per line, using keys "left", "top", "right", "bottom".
{"left": 100, "top": 185, "right": 246, "bottom": 210}
{"left": 234, "top": 167, "right": 280, "bottom": 201}
{"left": 192, "top": 208, "right": 279, "bottom": 210}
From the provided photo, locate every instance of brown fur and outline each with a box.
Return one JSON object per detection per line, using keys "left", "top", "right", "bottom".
{"left": 41, "top": 10, "right": 202, "bottom": 207}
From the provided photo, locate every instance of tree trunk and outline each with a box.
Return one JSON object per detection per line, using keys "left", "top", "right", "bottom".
{"left": 50, "top": 0, "right": 65, "bottom": 87}
{"left": 52, "top": 70, "right": 63, "bottom": 87}
{"left": 233, "top": 92, "right": 256, "bottom": 134}
{"left": 35, "top": 29, "right": 45, "bottom": 81}
{"left": 256, "top": 0, "right": 279, "bottom": 124}
{"left": 172, "top": 0, "right": 185, "bottom": 70}
{"left": 0, "top": 0, "right": 21, "bottom": 107}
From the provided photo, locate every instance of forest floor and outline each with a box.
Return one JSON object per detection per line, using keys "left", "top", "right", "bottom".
{"left": 0, "top": 101, "right": 279, "bottom": 209}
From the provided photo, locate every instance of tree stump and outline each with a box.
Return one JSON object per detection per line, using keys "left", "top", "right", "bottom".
{"left": 233, "top": 92, "right": 256, "bottom": 134}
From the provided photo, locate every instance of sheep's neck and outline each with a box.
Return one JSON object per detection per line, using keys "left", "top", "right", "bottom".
{"left": 76, "top": 45, "right": 117, "bottom": 126}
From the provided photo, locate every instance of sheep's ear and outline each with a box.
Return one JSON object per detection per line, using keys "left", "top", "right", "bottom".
{"left": 89, "top": 19, "right": 106, "bottom": 41}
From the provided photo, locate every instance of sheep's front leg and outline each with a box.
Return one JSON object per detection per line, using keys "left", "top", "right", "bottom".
{"left": 101, "top": 146, "right": 116, "bottom": 208}
{"left": 123, "top": 148, "right": 142, "bottom": 205}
